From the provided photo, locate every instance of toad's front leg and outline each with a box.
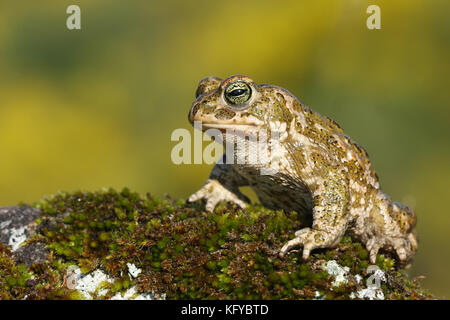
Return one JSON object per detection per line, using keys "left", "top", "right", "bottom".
{"left": 279, "top": 170, "right": 350, "bottom": 260}
{"left": 188, "top": 155, "right": 249, "bottom": 212}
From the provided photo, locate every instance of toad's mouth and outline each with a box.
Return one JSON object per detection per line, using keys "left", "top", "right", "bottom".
{"left": 200, "top": 123, "right": 260, "bottom": 141}
{"left": 201, "top": 123, "right": 256, "bottom": 132}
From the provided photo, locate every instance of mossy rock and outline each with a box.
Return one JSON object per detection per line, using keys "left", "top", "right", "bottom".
{"left": 0, "top": 188, "right": 434, "bottom": 300}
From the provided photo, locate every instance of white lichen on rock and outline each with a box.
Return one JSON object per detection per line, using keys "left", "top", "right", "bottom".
{"left": 66, "top": 266, "right": 158, "bottom": 300}
{"left": 0, "top": 219, "right": 11, "bottom": 229}
{"left": 355, "top": 287, "right": 385, "bottom": 300}
{"left": 127, "top": 263, "right": 142, "bottom": 278}
{"left": 8, "top": 226, "right": 27, "bottom": 251}
{"left": 323, "top": 260, "right": 350, "bottom": 287}
{"left": 68, "top": 267, "right": 112, "bottom": 299}
{"left": 313, "top": 290, "right": 325, "bottom": 300}
{"left": 351, "top": 268, "right": 386, "bottom": 300}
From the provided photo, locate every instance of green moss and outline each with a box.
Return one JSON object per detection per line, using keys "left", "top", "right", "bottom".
{"left": 0, "top": 243, "right": 81, "bottom": 299}
{"left": 0, "top": 188, "right": 435, "bottom": 299}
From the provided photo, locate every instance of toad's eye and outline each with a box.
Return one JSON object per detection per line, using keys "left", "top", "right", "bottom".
{"left": 224, "top": 81, "right": 252, "bottom": 106}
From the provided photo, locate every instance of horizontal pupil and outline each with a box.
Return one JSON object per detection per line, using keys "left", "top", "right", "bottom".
{"left": 230, "top": 89, "right": 246, "bottom": 96}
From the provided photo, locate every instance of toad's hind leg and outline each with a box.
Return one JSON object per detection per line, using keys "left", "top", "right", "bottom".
{"left": 279, "top": 170, "right": 350, "bottom": 260}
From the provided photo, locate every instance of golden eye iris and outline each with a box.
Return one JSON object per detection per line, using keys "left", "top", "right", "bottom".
{"left": 224, "top": 81, "right": 252, "bottom": 106}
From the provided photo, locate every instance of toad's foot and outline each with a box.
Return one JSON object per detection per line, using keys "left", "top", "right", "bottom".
{"left": 279, "top": 228, "right": 338, "bottom": 260}
{"left": 365, "top": 234, "right": 418, "bottom": 264}
{"left": 188, "top": 179, "right": 249, "bottom": 212}
{"left": 364, "top": 238, "right": 382, "bottom": 264}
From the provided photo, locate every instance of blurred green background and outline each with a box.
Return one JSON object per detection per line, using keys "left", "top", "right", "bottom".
{"left": 0, "top": 0, "right": 448, "bottom": 297}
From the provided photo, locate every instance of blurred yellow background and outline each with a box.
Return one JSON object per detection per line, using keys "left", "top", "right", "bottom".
{"left": 0, "top": 0, "right": 448, "bottom": 297}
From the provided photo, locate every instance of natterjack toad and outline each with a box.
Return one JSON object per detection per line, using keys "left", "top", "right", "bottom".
{"left": 187, "top": 75, "right": 418, "bottom": 264}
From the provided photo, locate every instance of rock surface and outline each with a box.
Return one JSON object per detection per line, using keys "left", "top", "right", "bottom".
{"left": 0, "top": 206, "right": 49, "bottom": 267}
{"left": 0, "top": 189, "right": 435, "bottom": 300}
